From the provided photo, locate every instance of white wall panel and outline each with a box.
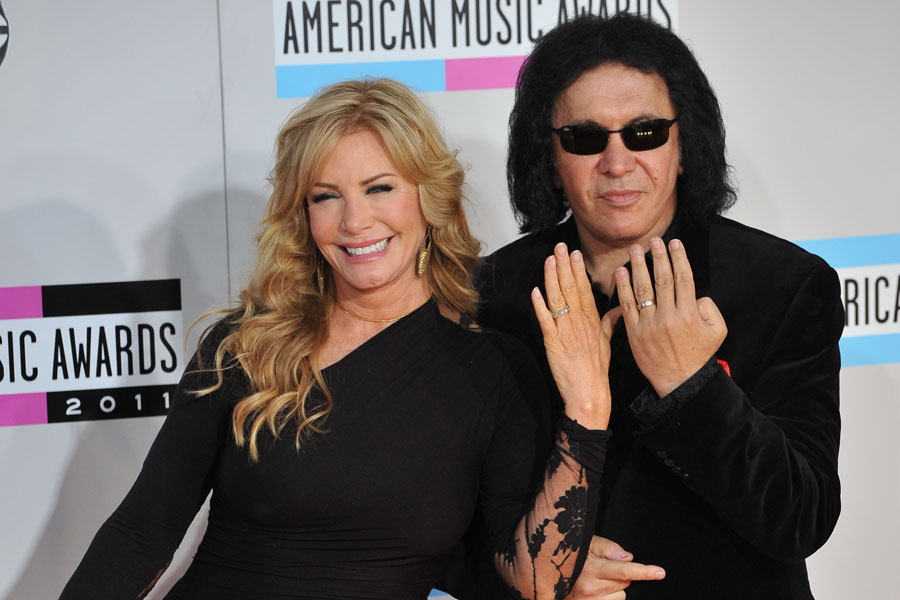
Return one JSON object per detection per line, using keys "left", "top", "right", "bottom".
{"left": 0, "top": 1, "right": 227, "bottom": 598}
{"left": 1, "top": 1, "right": 897, "bottom": 598}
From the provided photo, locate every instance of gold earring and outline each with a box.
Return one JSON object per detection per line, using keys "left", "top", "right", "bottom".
{"left": 316, "top": 256, "right": 326, "bottom": 294}
{"left": 416, "top": 230, "right": 432, "bottom": 279}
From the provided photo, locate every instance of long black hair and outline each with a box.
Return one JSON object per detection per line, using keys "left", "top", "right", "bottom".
{"left": 508, "top": 13, "right": 736, "bottom": 233}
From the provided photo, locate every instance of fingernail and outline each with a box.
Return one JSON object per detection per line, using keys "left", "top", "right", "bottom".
{"left": 572, "top": 250, "right": 583, "bottom": 263}
{"left": 618, "top": 551, "right": 632, "bottom": 560}
{"left": 650, "top": 237, "right": 663, "bottom": 249}
{"left": 532, "top": 287, "right": 541, "bottom": 300}
{"left": 670, "top": 239, "right": 682, "bottom": 250}
{"left": 548, "top": 256, "right": 556, "bottom": 269}
{"left": 653, "top": 568, "right": 666, "bottom": 579}
{"left": 555, "top": 242, "right": 566, "bottom": 256}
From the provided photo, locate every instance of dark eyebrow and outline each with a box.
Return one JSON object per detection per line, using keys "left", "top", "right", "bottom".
{"left": 627, "top": 113, "right": 666, "bottom": 124}
{"left": 311, "top": 172, "right": 395, "bottom": 189}
{"left": 361, "top": 172, "right": 394, "bottom": 185}
{"left": 565, "top": 113, "right": 663, "bottom": 128}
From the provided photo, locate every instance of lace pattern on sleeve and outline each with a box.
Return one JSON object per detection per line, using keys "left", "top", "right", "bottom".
{"left": 495, "top": 416, "right": 610, "bottom": 600}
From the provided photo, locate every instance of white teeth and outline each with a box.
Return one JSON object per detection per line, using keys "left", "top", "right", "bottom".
{"left": 345, "top": 238, "right": 389, "bottom": 256}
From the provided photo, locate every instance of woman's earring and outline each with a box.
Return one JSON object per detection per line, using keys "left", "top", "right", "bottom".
{"left": 316, "top": 256, "right": 326, "bottom": 294}
{"left": 416, "top": 229, "right": 432, "bottom": 279}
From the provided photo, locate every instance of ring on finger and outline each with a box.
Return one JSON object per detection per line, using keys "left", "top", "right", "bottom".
{"left": 551, "top": 305, "right": 570, "bottom": 319}
{"left": 638, "top": 299, "right": 655, "bottom": 310}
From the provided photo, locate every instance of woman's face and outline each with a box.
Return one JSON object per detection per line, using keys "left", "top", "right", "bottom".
{"left": 307, "top": 130, "right": 428, "bottom": 303}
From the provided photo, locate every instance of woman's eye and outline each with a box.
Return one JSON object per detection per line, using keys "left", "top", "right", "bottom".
{"left": 367, "top": 184, "right": 393, "bottom": 194}
{"left": 310, "top": 192, "right": 338, "bottom": 204}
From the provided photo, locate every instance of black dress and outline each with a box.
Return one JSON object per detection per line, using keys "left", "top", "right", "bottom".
{"left": 61, "top": 300, "right": 610, "bottom": 599}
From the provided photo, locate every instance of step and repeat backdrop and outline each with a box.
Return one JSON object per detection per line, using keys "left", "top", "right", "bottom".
{"left": 1, "top": 1, "right": 898, "bottom": 598}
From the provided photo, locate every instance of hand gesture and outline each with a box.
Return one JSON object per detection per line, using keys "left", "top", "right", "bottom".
{"left": 566, "top": 536, "right": 665, "bottom": 599}
{"left": 611, "top": 238, "right": 727, "bottom": 397}
{"left": 531, "top": 243, "right": 616, "bottom": 430}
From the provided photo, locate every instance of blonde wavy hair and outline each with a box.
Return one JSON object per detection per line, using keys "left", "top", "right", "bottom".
{"left": 197, "top": 78, "right": 481, "bottom": 460}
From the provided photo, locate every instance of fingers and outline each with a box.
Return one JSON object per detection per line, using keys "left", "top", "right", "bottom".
{"left": 569, "top": 543, "right": 666, "bottom": 599}
{"left": 567, "top": 589, "right": 626, "bottom": 600}
{"left": 531, "top": 286, "right": 555, "bottom": 340}
{"left": 601, "top": 306, "right": 622, "bottom": 340}
{"left": 697, "top": 296, "right": 728, "bottom": 340}
{"left": 649, "top": 237, "right": 675, "bottom": 309}
{"left": 544, "top": 254, "right": 568, "bottom": 316}
{"left": 697, "top": 296, "right": 723, "bottom": 326}
{"left": 614, "top": 266, "right": 638, "bottom": 326}
{"left": 628, "top": 244, "right": 655, "bottom": 309}
{"left": 588, "top": 558, "right": 667, "bottom": 584}
{"left": 668, "top": 239, "right": 696, "bottom": 304}
{"left": 570, "top": 538, "right": 667, "bottom": 598}
{"left": 616, "top": 238, "right": 697, "bottom": 326}
{"left": 571, "top": 250, "right": 599, "bottom": 324}
{"left": 613, "top": 561, "right": 666, "bottom": 582}
{"left": 530, "top": 246, "right": 580, "bottom": 339}
{"left": 588, "top": 536, "right": 633, "bottom": 561}
{"left": 553, "top": 243, "right": 583, "bottom": 316}
{"left": 614, "top": 244, "right": 652, "bottom": 328}
{"left": 536, "top": 243, "right": 596, "bottom": 331}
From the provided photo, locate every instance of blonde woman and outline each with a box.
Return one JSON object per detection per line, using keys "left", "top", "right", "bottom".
{"left": 61, "top": 79, "right": 615, "bottom": 600}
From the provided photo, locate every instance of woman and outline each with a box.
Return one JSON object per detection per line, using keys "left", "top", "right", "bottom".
{"left": 60, "top": 79, "right": 614, "bottom": 599}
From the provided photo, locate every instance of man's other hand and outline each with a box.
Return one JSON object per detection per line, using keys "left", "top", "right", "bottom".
{"left": 567, "top": 536, "right": 665, "bottom": 599}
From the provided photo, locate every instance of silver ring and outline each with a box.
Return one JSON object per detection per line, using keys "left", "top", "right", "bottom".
{"left": 638, "top": 299, "right": 655, "bottom": 310}
{"left": 551, "top": 305, "right": 570, "bottom": 319}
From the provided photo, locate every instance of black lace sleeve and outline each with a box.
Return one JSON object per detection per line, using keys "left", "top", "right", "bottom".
{"left": 475, "top": 335, "right": 610, "bottom": 600}
{"left": 495, "top": 416, "right": 610, "bottom": 600}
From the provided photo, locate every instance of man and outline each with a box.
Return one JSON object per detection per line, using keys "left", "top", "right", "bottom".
{"left": 471, "top": 13, "right": 843, "bottom": 600}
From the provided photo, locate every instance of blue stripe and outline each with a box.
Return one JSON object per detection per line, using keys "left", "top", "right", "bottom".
{"left": 795, "top": 233, "right": 900, "bottom": 268}
{"left": 276, "top": 61, "right": 446, "bottom": 98}
{"left": 428, "top": 591, "right": 449, "bottom": 597}
{"left": 840, "top": 333, "right": 900, "bottom": 367}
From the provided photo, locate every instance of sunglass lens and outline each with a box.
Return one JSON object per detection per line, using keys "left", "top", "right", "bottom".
{"left": 623, "top": 119, "right": 672, "bottom": 151}
{"left": 562, "top": 125, "right": 609, "bottom": 155}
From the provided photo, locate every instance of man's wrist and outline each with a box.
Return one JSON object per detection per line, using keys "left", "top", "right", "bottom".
{"left": 631, "top": 356, "right": 720, "bottom": 428}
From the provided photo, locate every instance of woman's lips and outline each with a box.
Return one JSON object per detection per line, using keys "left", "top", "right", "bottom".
{"left": 340, "top": 237, "right": 392, "bottom": 262}
{"left": 344, "top": 238, "right": 389, "bottom": 256}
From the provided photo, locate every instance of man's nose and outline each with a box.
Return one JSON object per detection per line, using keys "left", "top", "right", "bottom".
{"left": 597, "top": 133, "right": 637, "bottom": 178}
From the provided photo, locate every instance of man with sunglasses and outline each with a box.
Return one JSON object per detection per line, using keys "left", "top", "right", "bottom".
{"left": 452, "top": 12, "right": 843, "bottom": 600}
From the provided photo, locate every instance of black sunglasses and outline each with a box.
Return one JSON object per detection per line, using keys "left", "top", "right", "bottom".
{"left": 552, "top": 117, "right": 678, "bottom": 155}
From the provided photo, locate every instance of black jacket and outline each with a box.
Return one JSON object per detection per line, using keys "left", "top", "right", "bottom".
{"left": 461, "top": 215, "right": 843, "bottom": 599}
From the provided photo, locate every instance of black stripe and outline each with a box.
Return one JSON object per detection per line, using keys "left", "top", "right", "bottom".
{"left": 46, "top": 384, "right": 176, "bottom": 423}
{"left": 41, "top": 279, "right": 181, "bottom": 317}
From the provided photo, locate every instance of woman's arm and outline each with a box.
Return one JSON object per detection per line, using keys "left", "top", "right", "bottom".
{"left": 60, "top": 322, "right": 238, "bottom": 599}
{"left": 487, "top": 243, "right": 617, "bottom": 599}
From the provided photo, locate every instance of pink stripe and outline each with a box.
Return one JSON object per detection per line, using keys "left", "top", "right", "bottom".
{"left": 0, "top": 393, "right": 48, "bottom": 427}
{"left": 0, "top": 286, "right": 43, "bottom": 320}
{"left": 445, "top": 56, "right": 527, "bottom": 91}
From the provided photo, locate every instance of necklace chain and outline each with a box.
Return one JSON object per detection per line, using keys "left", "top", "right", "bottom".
{"left": 336, "top": 298, "right": 429, "bottom": 323}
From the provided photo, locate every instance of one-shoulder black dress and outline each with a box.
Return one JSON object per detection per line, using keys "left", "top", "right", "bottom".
{"left": 61, "top": 300, "right": 609, "bottom": 599}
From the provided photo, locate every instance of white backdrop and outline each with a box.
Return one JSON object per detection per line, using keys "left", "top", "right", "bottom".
{"left": 1, "top": 1, "right": 898, "bottom": 598}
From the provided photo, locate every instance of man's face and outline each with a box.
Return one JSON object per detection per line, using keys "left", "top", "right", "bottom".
{"left": 551, "top": 62, "right": 682, "bottom": 251}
